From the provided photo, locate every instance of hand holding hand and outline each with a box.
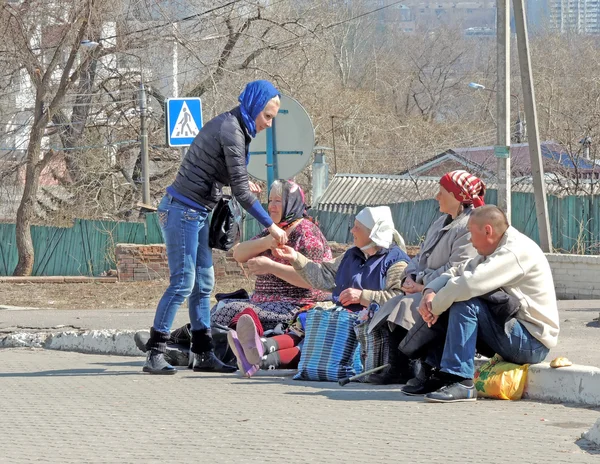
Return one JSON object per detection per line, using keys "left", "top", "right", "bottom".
{"left": 339, "top": 288, "right": 363, "bottom": 306}
{"left": 271, "top": 245, "right": 297, "bottom": 262}
{"left": 268, "top": 223, "right": 287, "bottom": 246}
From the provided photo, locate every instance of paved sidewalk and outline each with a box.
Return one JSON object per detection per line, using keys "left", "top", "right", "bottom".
{"left": 0, "top": 348, "right": 598, "bottom": 464}
{"left": 2, "top": 300, "right": 599, "bottom": 406}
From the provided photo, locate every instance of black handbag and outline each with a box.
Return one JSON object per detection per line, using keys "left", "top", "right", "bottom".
{"left": 479, "top": 289, "right": 521, "bottom": 324}
{"left": 208, "top": 195, "right": 242, "bottom": 251}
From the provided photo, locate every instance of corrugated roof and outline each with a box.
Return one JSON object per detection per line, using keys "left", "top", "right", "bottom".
{"left": 317, "top": 175, "right": 439, "bottom": 212}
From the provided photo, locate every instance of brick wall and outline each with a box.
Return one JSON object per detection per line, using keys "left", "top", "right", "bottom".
{"left": 115, "top": 244, "right": 170, "bottom": 282}
{"left": 212, "top": 249, "right": 247, "bottom": 279}
{"left": 546, "top": 253, "right": 600, "bottom": 299}
{"left": 115, "top": 244, "right": 246, "bottom": 282}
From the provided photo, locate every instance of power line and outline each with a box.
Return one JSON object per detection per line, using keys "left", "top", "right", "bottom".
{"left": 99, "top": 0, "right": 247, "bottom": 44}
{"left": 322, "top": 0, "right": 406, "bottom": 30}
{"left": 0, "top": 139, "right": 138, "bottom": 152}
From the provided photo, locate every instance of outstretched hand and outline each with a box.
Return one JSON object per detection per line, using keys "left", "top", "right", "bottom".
{"left": 271, "top": 245, "right": 297, "bottom": 262}
{"left": 249, "top": 180, "right": 262, "bottom": 194}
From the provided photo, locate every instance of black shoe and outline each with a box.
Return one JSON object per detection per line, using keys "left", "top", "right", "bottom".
{"left": 368, "top": 365, "right": 411, "bottom": 385}
{"left": 405, "top": 360, "right": 434, "bottom": 387}
{"left": 424, "top": 382, "right": 477, "bottom": 403}
{"left": 192, "top": 351, "right": 237, "bottom": 373}
{"left": 401, "top": 375, "right": 446, "bottom": 396}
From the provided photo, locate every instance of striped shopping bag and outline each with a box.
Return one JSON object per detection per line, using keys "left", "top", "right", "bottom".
{"left": 354, "top": 318, "right": 389, "bottom": 382}
{"left": 294, "top": 307, "right": 360, "bottom": 382}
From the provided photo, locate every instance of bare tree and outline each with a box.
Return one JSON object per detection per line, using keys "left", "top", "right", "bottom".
{"left": 1, "top": 0, "right": 121, "bottom": 275}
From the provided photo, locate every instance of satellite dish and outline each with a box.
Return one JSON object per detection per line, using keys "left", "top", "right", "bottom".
{"left": 247, "top": 95, "right": 314, "bottom": 185}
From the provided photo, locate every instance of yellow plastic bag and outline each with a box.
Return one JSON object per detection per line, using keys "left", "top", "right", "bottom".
{"left": 474, "top": 354, "right": 529, "bottom": 400}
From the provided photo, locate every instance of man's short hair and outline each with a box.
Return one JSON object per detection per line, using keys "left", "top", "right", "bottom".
{"left": 469, "top": 205, "right": 509, "bottom": 232}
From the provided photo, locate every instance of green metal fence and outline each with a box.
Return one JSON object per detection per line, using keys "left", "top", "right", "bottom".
{"left": 0, "top": 190, "right": 598, "bottom": 276}
{"left": 0, "top": 217, "right": 155, "bottom": 276}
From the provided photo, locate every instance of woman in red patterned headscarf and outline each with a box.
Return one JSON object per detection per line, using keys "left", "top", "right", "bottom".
{"left": 368, "top": 170, "right": 487, "bottom": 386}
{"left": 439, "top": 170, "right": 486, "bottom": 209}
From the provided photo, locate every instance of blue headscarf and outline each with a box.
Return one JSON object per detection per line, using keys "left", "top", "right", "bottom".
{"left": 238, "top": 80, "right": 280, "bottom": 138}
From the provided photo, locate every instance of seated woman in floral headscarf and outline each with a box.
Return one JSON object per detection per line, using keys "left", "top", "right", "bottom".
{"left": 211, "top": 179, "right": 332, "bottom": 330}
{"left": 228, "top": 205, "right": 411, "bottom": 377}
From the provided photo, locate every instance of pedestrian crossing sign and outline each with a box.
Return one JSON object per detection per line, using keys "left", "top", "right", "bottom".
{"left": 165, "top": 98, "right": 203, "bottom": 147}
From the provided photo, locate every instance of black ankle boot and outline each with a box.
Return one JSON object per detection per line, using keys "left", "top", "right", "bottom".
{"left": 192, "top": 351, "right": 237, "bottom": 373}
{"left": 369, "top": 325, "right": 412, "bottom": 385}
{"left": 142, "top": 328, "right": 177, "bottom": 375}
{"left": 190, "top": 328, "right": 237, "bottom": 373}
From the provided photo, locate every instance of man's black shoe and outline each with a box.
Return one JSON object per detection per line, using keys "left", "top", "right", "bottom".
{"left": 401, "top": 376, "right": 446, "bottom": 396}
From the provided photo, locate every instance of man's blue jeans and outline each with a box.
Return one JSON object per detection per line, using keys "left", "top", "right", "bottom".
{"left": 432, "top": 298, "right": 550, "bottom": 379}
{"left": 152, "top": 194, "right": 214, "bottom": 334}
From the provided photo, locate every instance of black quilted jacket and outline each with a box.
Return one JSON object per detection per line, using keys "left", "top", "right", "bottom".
{"left": 170, "top": 106, "right": 256, "bottom": 211}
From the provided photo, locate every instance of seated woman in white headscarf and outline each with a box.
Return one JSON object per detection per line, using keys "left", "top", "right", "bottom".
{"left": 227, "top": 206, "right": 411, "bottom": 377}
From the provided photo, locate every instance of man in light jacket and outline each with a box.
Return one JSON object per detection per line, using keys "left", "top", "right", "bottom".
{"left": 405, "top": 205, "right": 559, "bottom": 403}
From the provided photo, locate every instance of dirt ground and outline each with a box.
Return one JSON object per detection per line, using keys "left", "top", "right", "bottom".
{"left": 0, "top": 276, "right": 255, "bottom": 310}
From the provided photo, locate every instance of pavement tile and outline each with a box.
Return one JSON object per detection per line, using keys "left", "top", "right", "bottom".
{"left": 0, "top": 348, "right": 598, "bottom": 463}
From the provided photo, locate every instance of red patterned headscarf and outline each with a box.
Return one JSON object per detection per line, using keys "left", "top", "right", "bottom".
{"left": 439, "top": 170, "right": 486, "bottom": 208}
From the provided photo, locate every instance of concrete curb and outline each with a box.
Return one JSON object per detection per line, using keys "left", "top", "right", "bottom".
{"left": 0, "top": 330, "right": 143, "bottom": 356}
{"left": 2, "top": 330, "right": 599, "bottom": 406}
{"left": 523, "top": 362, "right": 600, "bottom": 406}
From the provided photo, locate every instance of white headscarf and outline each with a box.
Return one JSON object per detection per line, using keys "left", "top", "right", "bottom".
{"left": 355, "top": 206, "right": 406, "bottom": 252}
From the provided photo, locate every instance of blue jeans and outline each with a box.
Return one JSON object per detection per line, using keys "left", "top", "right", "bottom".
{"left": 152, "top": 194, "right": 214, "bottom": 333}
{"left": 434, "top": 298, "right": 549, "bottom": 379}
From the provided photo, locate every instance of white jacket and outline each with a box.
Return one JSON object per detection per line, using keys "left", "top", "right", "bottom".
{"left": 426, "top": 226, "right": 559, "bottom": 349}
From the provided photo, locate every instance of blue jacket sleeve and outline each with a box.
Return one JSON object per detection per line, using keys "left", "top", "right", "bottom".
{"left": 247, "top": 199, "right": 273, "bottom": 228}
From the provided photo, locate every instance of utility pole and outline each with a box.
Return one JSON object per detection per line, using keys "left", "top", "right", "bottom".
{"left": 139, "top": 83, "right": 151, "bottom": 207}
{"left": 513, "top": 0, "right": 552, "bottom": 252}
{"left": 331, "top": 116, "right": 337, "bottom": 174}
{"left": 496, "top": 0, "right": 511, "bottom": 222}
{"left": 173, "top": 22, "right": 186, "bottom": 162}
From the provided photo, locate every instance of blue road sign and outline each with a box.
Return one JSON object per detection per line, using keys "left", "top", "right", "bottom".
{"left": 165, "top": 98, "right": 203, "bottom": 147}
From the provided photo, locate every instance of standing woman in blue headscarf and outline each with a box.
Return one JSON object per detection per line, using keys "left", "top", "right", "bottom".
{"left": 143, "top": 80, "right": 288, "bottom": 375}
